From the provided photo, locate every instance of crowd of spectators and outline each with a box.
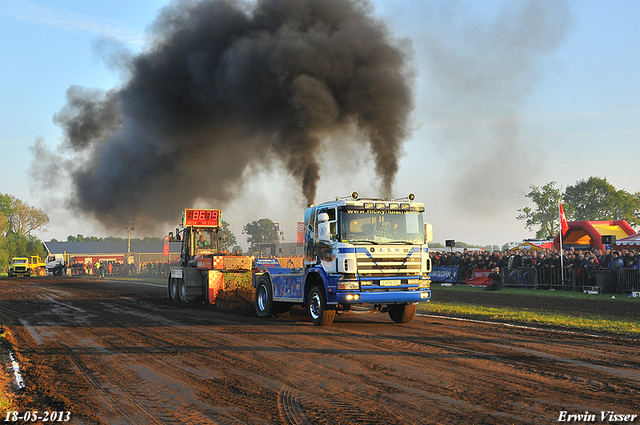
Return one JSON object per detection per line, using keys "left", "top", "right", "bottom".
{"left": 430, "top": 247, "right": 640, "bottom": 287}
{"left": 62, "top": 254, "right": 302, "bottom": 277}
{"left": 67, "top": 261, "right": 174, "bottom": 277}
{"left": 431, "top": 247, "right": 640, "bottom": 269}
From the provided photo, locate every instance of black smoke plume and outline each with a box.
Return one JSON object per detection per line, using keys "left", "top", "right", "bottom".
{"left": 51, "top": 0, "right": 414, "bottom": 231}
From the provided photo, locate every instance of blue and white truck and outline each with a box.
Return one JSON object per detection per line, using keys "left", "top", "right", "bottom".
{"left": 254, "top": 192, "right": 433, "bottom": 325}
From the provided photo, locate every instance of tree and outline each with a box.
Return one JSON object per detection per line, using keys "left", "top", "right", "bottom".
{"left": 218, "top": 220, "right": 237, "bottom": 252}
{"left": 0, "top": 194, "right": 49, "bottom": 236}
{"left": 0, "top": 194, "right": 13, "bottom": 237}
{"left": 563, "top": 177, "right": 640, "bottom": 226}
{"left": 4, "top": 232, "right": 47, "bottom": 261}
{"left": 0, "top": 194, "right": 49, "bottom": 268}
{"left": 516, "top": 182, "right": 563, "bottom": 239}
{"left": 243, "top": 218, "right": 283, "bottom": 252}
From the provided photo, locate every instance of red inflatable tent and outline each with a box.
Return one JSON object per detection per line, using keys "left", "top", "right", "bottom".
{"left": 553, "top": 220, "right": 635, "bottom": 251}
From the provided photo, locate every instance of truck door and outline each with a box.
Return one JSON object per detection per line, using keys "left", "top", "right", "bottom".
{"left": 316, "top": 207, "right": 337, "bottom": 273}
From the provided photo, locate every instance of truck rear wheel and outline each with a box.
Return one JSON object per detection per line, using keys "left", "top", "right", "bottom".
{"left": 179, "top": 279, "right": 188, "bottom": 302}
{"left": 255, "top": 277, "right": 274, "bottom": 318}
{"left": 308, "top": 286, "right": 335, "bottom": 326}
{"left": 169, "top": 278, "right": 180, "bottom": 301}
{"left": 388, "top": 303, "right": 417, "bottom": 324}
{"left": 37, "top": 268, "right": 46, "bottom": 277}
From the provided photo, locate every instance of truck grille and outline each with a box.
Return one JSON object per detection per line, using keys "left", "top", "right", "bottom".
{"left": 356, "top": 254, "right": 421, "bottom": 277}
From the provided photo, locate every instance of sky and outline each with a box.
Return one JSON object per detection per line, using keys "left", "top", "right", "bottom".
{"left": 1, "top": 0, "right": 639, "bottom": 249}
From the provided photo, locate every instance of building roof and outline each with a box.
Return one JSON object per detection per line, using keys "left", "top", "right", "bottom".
{"left": 43, "top": 240, "right": 182, "bottom": 255}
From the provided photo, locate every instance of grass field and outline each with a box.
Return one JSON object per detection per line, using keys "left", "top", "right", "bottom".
{"left": 422, "top": 284, "right": 640, "bottom": 337}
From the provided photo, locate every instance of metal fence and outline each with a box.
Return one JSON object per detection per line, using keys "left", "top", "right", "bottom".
{"left": 502, "top": 266, "right": 640, "bottom": 294}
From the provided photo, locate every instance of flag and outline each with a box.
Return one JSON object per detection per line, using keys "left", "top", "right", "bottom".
{"left": 163, "top": 236, "right": 170, "bottom": 258}
{"left": 559, "top": 203, "right": 569, "bottom": 236}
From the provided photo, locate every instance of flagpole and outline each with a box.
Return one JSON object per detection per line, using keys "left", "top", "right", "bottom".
{"left": 559, "top": 203, "right": 564, "bottom": 266}
{"left": 559, "top": 203, "right": 564, "bottom": 285}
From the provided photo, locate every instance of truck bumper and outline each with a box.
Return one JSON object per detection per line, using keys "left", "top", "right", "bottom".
{"left": 335, "top": 289, "right": 430, "bottom": 305}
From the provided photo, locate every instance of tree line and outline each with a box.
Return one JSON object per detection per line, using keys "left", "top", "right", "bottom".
{"left": 517, "top": 176, "right": 640, "bottom": 239}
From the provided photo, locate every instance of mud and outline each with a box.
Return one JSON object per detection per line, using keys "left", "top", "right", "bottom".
{"left": 0, "top": 277, "right": 638, "bottom": 424}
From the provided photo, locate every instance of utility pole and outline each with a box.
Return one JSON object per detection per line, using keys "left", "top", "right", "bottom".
{"left": 125, "top": 223, "right": 135, "bottom": 253}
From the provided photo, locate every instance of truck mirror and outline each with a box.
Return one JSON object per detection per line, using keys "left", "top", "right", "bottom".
{"left": 424, "top": 223, "right": 433, "bottom": 243}
{"left": 318, "top": 220, "right": 331, "bottom": 242}
{"left": 317, "top": 213, "right": 331, "bottom": 242}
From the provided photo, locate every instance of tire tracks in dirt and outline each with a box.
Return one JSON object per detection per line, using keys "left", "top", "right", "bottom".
{"left": 1, "top": 278, "right": 639, "bottom": 424}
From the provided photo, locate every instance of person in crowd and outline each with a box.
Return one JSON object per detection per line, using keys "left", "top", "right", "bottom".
{"left": 484, "top": 267, "right": 502, "bottom": 291}
{"left": 600, "top": 249, "right": 611, "bottom": 268}
{"left": 584, "top": 256, "right": 598, "bottom": 285}
{"left": 610, "top": 251, "right": 624, "bottom": 269}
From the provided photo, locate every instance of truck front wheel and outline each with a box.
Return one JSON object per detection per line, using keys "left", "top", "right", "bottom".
{"left": 307, "top": 286, "right": 335, "bottom": 326}
{"left": 255, "top": 277, "right": 274, "bottom": 318}
{"left": 388, "top": 303, "right": 417, "bottom": 324}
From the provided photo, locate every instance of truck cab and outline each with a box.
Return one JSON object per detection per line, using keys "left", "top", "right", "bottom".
{"left": 8, "top": 256, "right": 47, "bottom": 277}
{"left": 46, "top": 254, "right": 66, "bottom": 276}
{"left": 8, "top": 258, "right": 29, "bottom": 277}
{"left": 180, "top": 226, "right": 222, "bottom": 267}
{"left": 167, "top": 208, "right": 253, "bottom": 304}
{"left": 254, "top": 192, "right": 432, "bottom": 325}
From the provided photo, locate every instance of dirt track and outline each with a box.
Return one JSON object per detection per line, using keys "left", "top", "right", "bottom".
{"left": 0, "top": 277, "right": 638, "bottom": 424}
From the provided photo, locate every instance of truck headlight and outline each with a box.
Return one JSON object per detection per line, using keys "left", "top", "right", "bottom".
{"left": 419, "top": 279, "right": 431, "bottom": 288}
{"left": 338, "top": 281, "right": 360, "bottom": 290}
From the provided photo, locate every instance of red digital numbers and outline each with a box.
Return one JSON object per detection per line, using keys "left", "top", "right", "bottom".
{"left": 184, "top": 209, "right": 220, "bottom": 227}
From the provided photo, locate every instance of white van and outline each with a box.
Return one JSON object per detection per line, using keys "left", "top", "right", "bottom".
{"left": 46, "top": 254, "right": 66, "bottom": 275}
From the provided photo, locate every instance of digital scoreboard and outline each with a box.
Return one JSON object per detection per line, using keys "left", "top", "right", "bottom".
{"left": 182, "top": 209, "right": 221, "bottom": 227}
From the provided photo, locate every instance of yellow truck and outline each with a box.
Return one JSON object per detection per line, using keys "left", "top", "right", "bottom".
{"left": 8, "top": 256, "right": 47, "bottom": 277}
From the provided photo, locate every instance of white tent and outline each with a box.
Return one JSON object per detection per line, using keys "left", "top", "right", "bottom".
{"left": 615, "top": 233, "right": 640, "bottom": 249}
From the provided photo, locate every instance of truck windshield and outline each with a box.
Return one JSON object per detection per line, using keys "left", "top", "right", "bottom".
{"left": 339, "top": 209, "right": 425, "bottom": 244}
{"left": 195, "top": 229, "right": 216, "bottom": 252}
{"left": 13, "top": 259, "right": 27, "bottom": 265}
